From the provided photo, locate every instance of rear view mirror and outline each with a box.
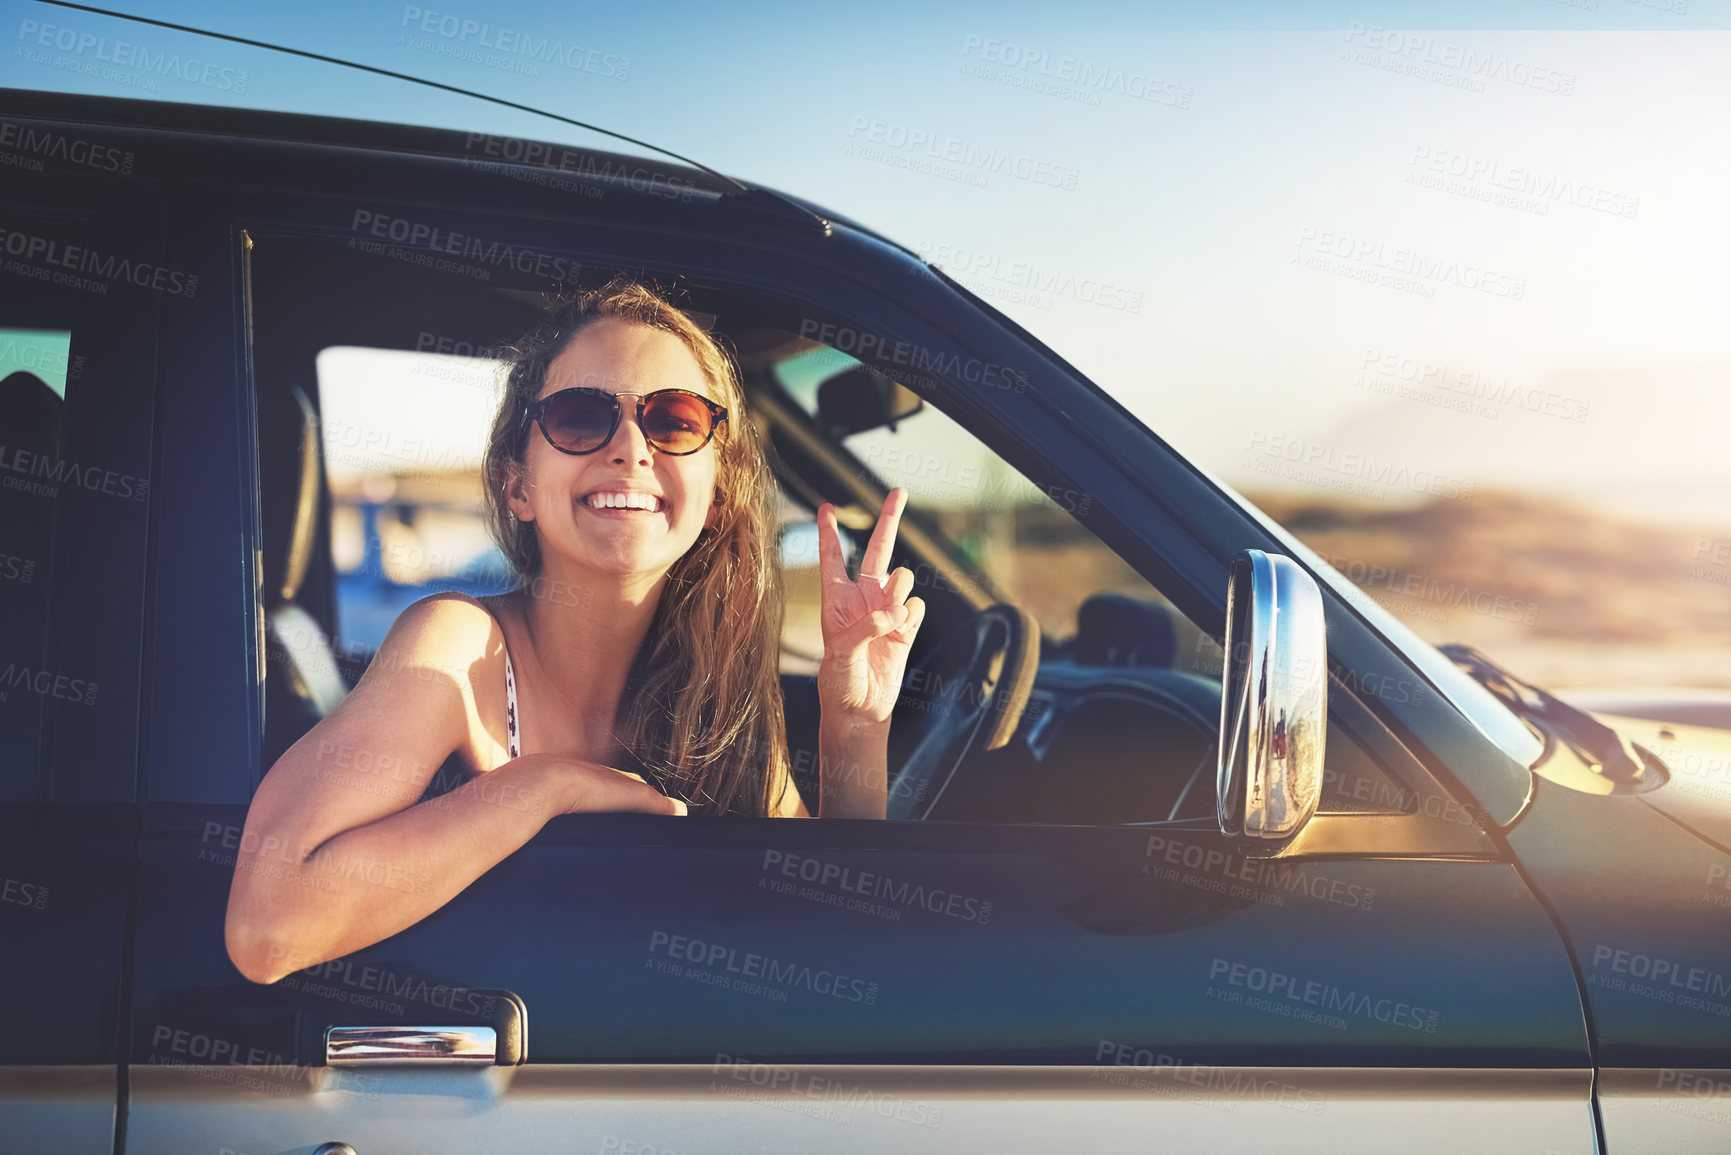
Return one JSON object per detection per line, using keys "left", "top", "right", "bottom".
{"left": 815, "top": 365, "right": 924, "bottom": 438}
{"left": 1217, "top": 550, "right": 1328, "bottom": 855}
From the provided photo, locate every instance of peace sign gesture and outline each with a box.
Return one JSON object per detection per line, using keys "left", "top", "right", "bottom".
{"left": 815, "top": 488, "right": 927, "bottom": 727}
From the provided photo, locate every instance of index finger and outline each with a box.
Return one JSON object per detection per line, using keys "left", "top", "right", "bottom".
{"left": 815, "top": 502, "right": 850, "bottom": 587}
{"left": 857, "top": 487, "right": 907, "bottom": 581}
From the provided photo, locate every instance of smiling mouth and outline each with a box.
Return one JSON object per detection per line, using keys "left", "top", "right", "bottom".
{"left": 581, "top": 492, "right": 665, "bottom": 513}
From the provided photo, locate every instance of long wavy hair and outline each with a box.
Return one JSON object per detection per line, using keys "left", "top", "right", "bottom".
{"left": 481, "top": 276, "right": 788, "bottom": 816}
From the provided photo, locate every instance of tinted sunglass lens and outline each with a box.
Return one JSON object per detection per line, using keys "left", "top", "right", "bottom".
{"left": 541, "top": 392, "right": 616, "bottom": 452}
{"left": 642, "top": 392, "right": 714, "bottom": 453}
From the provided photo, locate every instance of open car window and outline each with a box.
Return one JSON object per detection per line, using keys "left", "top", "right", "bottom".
{"left": 249, "top": 226, "right": 1417, "bottom": 827}
{"left": 771, "top": 342, "right": 1214, "bottom": 659}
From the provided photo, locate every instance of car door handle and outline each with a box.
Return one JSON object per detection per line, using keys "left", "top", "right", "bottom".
{"left": 326, "top": 1025, "right": 498, "bottom": 1067}
{"left": 314, "top": 987, "right": 527, "bottom": 1067}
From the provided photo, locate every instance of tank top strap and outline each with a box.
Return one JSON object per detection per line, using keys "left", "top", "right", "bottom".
{"left": 503, "top": 641, "right": 521, "bottom": 760}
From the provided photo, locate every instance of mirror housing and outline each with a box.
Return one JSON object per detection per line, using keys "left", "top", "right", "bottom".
{"left": 816, "top": 366, "right": 924, "bottom": 438}
{"left": 1217, "top": 549, "right": 1328, "bottom": 855}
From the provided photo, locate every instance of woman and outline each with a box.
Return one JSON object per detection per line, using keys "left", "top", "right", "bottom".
{"left": 225, "top": 278, "right": 925, "bottom": 985}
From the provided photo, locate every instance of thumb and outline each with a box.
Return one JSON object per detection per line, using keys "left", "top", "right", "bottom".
{"left": 573, "top": 764, "right": 689, "bottom": 816}
{"left": 832, "top": 604, "right": 911, "bottom": 653}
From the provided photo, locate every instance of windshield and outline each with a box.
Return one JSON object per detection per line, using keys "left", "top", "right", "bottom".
{"left": 1201, "top": 464, "right": 1545, "bottom": 771}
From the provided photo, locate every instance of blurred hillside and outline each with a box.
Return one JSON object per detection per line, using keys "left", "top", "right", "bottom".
{"left": 1244, "top": 489, "right": 1731, "bottom": 691}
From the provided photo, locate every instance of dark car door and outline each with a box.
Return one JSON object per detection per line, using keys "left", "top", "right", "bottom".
{"left": 115, "top": 120, "right": 1601, "bottom": 1155}
{"left": 0, "top": 136, "right": 161, "bottom": 1152}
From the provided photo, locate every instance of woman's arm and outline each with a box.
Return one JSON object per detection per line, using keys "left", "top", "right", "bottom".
{"left": 225, "top": 595, "right": 679, "bottom": 984}
{"left": 811, "top": 489, "right": 925, "bottom": 820}
{"left": 815, "top": 714, "right": 889, "bottom": 818}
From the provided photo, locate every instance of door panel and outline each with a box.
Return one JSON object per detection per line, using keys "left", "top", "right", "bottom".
{"left": 134, "top": 814, "right": 1589, "bottom": 1062}
{"left": 1508, "top": 783, "right": 1731, "bottom": 1067}
{"left": 127, "top": 811, "right": 1596, "bottom": 1152}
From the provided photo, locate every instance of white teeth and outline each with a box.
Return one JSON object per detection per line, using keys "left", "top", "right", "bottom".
{"left": 586, "top": 492, "right": 661, "bottom": 511}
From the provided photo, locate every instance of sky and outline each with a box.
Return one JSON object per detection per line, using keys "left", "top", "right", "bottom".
{"left": 5, "top": 0, "right": 1729, "bottom": 528}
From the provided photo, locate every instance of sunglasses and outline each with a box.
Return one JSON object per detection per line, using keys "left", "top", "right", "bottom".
{"left": 523, "top": 387, "right": 729, "bottom": 457}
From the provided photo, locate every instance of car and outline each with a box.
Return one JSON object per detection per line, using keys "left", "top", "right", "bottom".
{"left": 2, "top": 84, "right": 1728, "bottom": 1155}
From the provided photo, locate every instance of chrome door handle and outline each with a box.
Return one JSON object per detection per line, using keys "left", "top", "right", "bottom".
{"left": 326, "top": 1025, "right": 497, "bottom": 1067}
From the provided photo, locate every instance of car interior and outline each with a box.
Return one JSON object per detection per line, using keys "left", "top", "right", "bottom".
{"left": 249, "top": 234, "right": 1231, "bottom": 825}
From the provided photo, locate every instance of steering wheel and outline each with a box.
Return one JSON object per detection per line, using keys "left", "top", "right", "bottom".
{"left": 885, "top": 603, "right": 1040, "bottom": 820}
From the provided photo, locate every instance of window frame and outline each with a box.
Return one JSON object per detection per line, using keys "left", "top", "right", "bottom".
{"left": 0, "top": 178, "right": 161, "bottom": 808}
{"left": 209, "top": 197, "right": 1498, "bottom": 858}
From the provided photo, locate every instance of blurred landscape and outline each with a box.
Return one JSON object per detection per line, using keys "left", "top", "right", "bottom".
{"left": 1242, "top": 488, "right": 1731, "bottom": 692}
{"left": 838, "top": 489, "right": 1731, "bottom": 695}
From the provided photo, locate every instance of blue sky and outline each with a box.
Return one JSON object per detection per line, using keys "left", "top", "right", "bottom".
{"left": 6, "top": 0, "right": 1730, "bottom": 526}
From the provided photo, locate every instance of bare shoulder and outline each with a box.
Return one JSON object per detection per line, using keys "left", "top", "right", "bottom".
{"left": 362, "top": 592, "right": 508, "bottom": 689}
{"left": 388, "top": 590, "right": 507, "bottom": 648}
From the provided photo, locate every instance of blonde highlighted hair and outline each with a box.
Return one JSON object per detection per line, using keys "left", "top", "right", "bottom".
{"left": 481, "top": 276, "right": 788, "bottom": 815}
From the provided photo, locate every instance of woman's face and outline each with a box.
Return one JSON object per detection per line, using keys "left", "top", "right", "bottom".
{"left": 508, "top": 318, "right": 722, "bottom": 582}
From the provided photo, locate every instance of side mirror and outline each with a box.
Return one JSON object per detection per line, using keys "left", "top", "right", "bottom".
{"left": 816, "top": 365, "right": 924, "bottom": 438}
{"left": 1217, "top": 550, "right": 1328, "bottom": 855}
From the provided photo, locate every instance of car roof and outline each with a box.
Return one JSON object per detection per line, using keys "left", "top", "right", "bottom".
{"left": 0, "top": 86, "right": 913, "bottom": 257}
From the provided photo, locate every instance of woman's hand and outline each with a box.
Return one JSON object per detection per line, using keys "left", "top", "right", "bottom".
{"left": 548, "top": 757, "right": 688, "bottom": 817}
{"left": 814, "top": 488, "right": 927, "bottom": 728}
